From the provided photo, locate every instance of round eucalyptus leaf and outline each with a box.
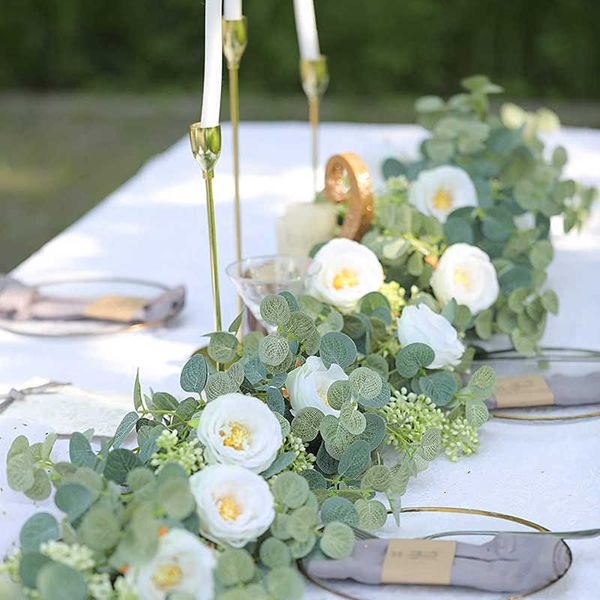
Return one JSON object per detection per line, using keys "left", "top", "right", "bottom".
{"left": 208, "top": 332, "right": 238, "bottom": 363}
{"left": 259, "top": 334, "right": 290, "bottom": 367}
{"left": 320, "top": 522, "right": 355, "bottom": 559}
{"left": 271, "top": 472, "right": 309, "bottom": 509}
{"left": 260, "top": 294, "right": 291, "bottom": 326}
{"left": 265, "top": 566, "right": 304, "bottom": 600}
{"left": 327, "top": 380, "right": 352, "bottom": 410}
{"left": 259, "top": 537, "right": 291, "bottom": 568}
{"left": 349, "top": 367, "right": 382, "bottom": 401}
{"left": 19, "top": 513, "right": 59, "bottom": 553}
{"left": 337, "top": 440, "right": 371, "bottom": 480}
{"left": 55, "top": 483, "right": 93, "bottom": 522}
{"left": 291, "top": 407, "right": 324, "bottom": 442}
{"left": 320, "top": 331, "right": 357, "bottom": 368}
{"left": 37, "top": 562, "right": 87, "bottom": 600}
{"left": 321, "top": 496, "right": 359, "bottom": 526}
{"left": 217, "top": 548, "right": 255, "bottom": 586}
{"left": 419, "top": 371, "right": 458, "bottom": 406}
{"left": 355, "top": 498, "right": 388, "bottom": 530}
{"left": 339, "top": 402, "right": 367, "bottom": 435}
{"left": 395, "top": 343, "right": 435, "bottom": 378}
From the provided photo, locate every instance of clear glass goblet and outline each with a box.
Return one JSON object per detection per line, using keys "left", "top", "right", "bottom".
{"left": 226, "top": 255, "right": 315, "bottom": 330}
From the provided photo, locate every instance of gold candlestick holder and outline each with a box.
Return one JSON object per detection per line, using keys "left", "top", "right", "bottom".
{"left": 189, "top": 123, "right": 223, "bottom": 332}
{"left": 223, "top": 17, "right": 248, "bottom": 318}
{"left": 300, "top": 55, "right": 329, "bottom": 194}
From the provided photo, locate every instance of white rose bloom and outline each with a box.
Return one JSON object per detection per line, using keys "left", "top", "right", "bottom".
{"left": 397, "top": 304, "right": 464, "bottom": 369}
{"left": 308, "top": 238, "right": 384, "bottom": 312}
{"left": 408, "top": 165, "right": 478, "bottom": 223}
{"left": 430, "top": 243, "right": 499, "bottom": 314}
{"left": 198, "top": 393, "right": 282, "bottom": 474}
{"left": 190, "top": 464, "right": 275, "bottom": 548}
{"left": 129, "top": 528, "right": 216, "bottom": 600}
{"left": 286, "top": 356, "right": 347, "bottom": 417}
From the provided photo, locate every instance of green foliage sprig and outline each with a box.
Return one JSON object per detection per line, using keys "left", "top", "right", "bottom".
{"left": 374, "top": 76, "right": 598, "bottom": 355}
{"left": 3, "top": 290, "right": 496, "bottom": 600}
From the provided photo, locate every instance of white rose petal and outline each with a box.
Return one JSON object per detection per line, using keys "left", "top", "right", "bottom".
{"left": 285, "top": 355, "right": 348, "bottom": 416}
{"left": 408, "top": 165, "right": 478, "bottom": 223}
{"left": 430, "top": 243, "right": 499, "bottom": 315}
{"left": 308, "top": 238, "right": 384, "bottom": 312}
{"left": 190, "top": 464, "right": 275, "bottom": 548}
{"left": 397, "top": 304, "right": 464, "bottom": 369}
{"left": 198, "top": 393, "right": 282, "bottom": 474}
{"left": 130, "top": 528, "right": 216, "bottom": 600}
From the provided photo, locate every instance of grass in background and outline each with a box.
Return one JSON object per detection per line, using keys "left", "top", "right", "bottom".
{"left": 1, "top": 92, "right": 599, "bottom": 272}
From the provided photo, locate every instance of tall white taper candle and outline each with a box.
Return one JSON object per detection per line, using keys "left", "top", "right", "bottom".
{"left": 224, "top": 0, "right": 242, "bottom": 20}
{"left": 293, "top": 0, "right": 320, "bottom": 61}
{"left": 201, "top": 0, "right": 223, "bottom": 127}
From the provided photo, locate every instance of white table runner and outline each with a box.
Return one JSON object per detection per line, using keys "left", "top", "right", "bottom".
{"left": 1, "top": 123, "right": 599, "bottom": 599}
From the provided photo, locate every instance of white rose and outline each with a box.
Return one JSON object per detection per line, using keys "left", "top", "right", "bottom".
{"left": 129, "top": 528, "right": 216, "bottom": 600}
{"left": 285, "top": 355, "right": 347, "bottom": 416}
{"left": 408, "top": 165, "right": 478, "bottom": 223}
{"left": 397, "top": 304, "right": 464, "bottom": 369}
{"left": 308, "top": 238, "right": 384, "bottom": 312}
{"left": 198, "top": 393, "right": 282, "bottom": 474}
{"left": 430, "top": 243, "right": 499, "bottom": 314}
{"left": 190, "top": 464, "right": 275, "bottom": 548}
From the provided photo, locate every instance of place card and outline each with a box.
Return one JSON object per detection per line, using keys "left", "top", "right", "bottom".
{"left": 495, "top": 374, "right": 554, "bottom": 408}
{"left": 83, "top": 295, "right": 147, "bottom": 322}
{"left": 381, "top": 539, "right": 456, "bottom": 585}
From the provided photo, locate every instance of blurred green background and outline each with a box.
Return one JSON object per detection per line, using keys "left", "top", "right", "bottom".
{"left": 1, "top": 0, "right": 600, "bottom": 271}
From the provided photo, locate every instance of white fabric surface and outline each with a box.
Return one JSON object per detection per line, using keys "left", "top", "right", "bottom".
{"left": 1, "top": 122, "right": 599, "bottom": 599}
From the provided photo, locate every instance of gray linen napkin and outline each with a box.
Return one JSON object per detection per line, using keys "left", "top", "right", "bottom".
{"left": 305, "top": 534, "right": 570, "bottom": 594}
{"left": 485, "top": 371, "right": 600, "bottom": 409}
{"left": 0, "top": 278, "right": 185, "bottom": 324}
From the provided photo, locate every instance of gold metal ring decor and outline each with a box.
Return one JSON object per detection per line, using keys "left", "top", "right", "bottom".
{"left": 300, "top": 505, "right": 572, "bottom": 600}
{"left": 492, "top": 409, "right": 600, "bottom": 422}
{"left": 324, "top": 152, "right": 374, "bottom": 241}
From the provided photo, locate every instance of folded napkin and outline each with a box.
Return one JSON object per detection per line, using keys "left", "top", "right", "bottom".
{"left": 305, "top": 534, "right": 570, "bottom": 594}
{"left": 0, "top": 277, "right": 185, "bottom": 324}
{"left": 485, "top": 371, "right": 600, "bottom": 409}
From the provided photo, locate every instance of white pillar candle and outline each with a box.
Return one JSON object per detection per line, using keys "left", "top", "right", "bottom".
{"left": 293, "top": 0, "right": 320, "bottom": 61}
{"left": 200, "top": 0, "right": 223, "bottom": 127}
{"left": 224, "top": 0, "right": 242, "bottom": 20}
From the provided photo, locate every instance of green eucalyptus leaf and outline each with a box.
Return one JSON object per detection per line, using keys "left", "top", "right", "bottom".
{"left": 261, "top": 294, "right": 292, "bottom": 326}
{"left": 55, "top": 483, "right": 93, "bottom": 522}
{"left": 355, "top": 498, "right": 388, "bottom": 530}
{"left": 360, "top": 465, "right": 391, "bottom": 492}
{"left": 261, "top": 451, "right": 297, "bottom": 479}
{"left": 358, "top": 413, "right": 386, "bottom": 451}
{"left": 208, "top": 332, "right": 239, "bottom": 363}
{"left": 466, "top": 399, "right": 490, "bottom": 427}
{"left": 259, "top": 537, "right": 291, "bottom": 568}
{"left": 69, "top": 433, "right": 96, "bottom": 469}
{"left": 327, "top": 380, "right": 352, "bottom": 410}
{"left": 18, "top": 551, "right": 52, "bottom": 588}
{"left": 259, "top": 334, "right": 290, "bottom": 367}
{"left": 337, "top": 440, "right": 371, "bottom": 479}
{"left": 395, "top": 343, "right": 435, "bottom": 377}
{"left": 104, "top": 448, "right": 141, "bottom": 485}
{"left": 37, "top": 562, "right": 87, "bottom": 600}
{"left": 291, "top": 407, "right": 324, "bottom": 442}
{"left": 217, "top": 548, "right": 255, "bottom": 586}
{"left": 180, "top": 354, "right": 209, "bottom": 394}
{"left": 19, "top": 513, "right": 59, "bottom": 552}
{"left": 320, "top": 496, "right": 359, "bottom": 526}
{"left": 320, "top": 522, "right": 355, "bottom": 559}
{"left": 349, "top": 367, "right": 382, "bottom": 401}
{"left": 418, "top": 428, "right": 442, "bottom": 461}
{"left": 78, "top": 505, "right": 120, "bottom": 551}
{"left": 271, "top": 472, "right": 309, "bottom": 509}
{"left": 320, "top": 332, "right": 357, "bottom": 368}
{"left": 265, "top": 567, "right": 304, "bottom": 600}
{"left": 419, "top": 372, "right": 457, "bottom": 406}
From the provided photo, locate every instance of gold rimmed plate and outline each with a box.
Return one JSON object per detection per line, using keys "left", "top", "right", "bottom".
{"left": 0, "top": 276, "right": 184, "bottom": 337}
{"left": 300, "top": 505, "right": 573, "bottom": 600}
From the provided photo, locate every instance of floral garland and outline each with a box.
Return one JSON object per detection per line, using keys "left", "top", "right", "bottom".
{"left": 367, "top": 75, "right": 598, "bottom": 355}
{"left": 2, "top": 245, "right": 496, "bottom": 599}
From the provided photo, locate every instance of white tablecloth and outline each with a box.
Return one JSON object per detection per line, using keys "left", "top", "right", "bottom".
{"left": 1, "top": 123, "right": 599, "bottom": 599}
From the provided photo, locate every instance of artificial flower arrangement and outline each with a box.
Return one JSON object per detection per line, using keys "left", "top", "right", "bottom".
{"left": 365, "top": 75, "right": 598, "bottom": 355}
{"left": 2, "top": 241, "right": 496, "bottom": 600}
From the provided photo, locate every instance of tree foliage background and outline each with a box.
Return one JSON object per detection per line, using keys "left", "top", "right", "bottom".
{"left": 1, "top": 0, "right": 599, "bottom": 98}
